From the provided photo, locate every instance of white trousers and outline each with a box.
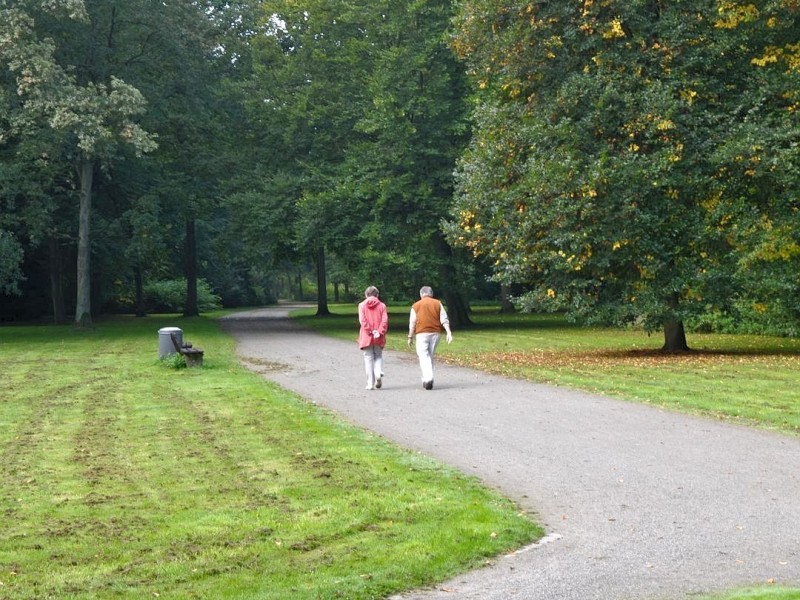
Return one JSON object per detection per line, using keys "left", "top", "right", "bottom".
{"left": 414, "top": 332, "right": 440, "bottom": 383}
{"left": 362, "top": 345, "right": 384, "bottom": 387}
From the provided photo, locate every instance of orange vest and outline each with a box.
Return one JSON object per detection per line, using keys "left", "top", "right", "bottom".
{"left": 412, "top": 296, "right": 443, "bottom": 334}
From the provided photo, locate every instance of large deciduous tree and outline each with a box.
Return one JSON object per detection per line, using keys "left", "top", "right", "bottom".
{"left": 1, "top": 0, "right": 156, "bottom": 327}
{"left": 246, "top": 0, "right": 374, "bottom": 316}
{"left": 448, "top": 0, "right": 800, "bottom": 349}
{"left": 709, "top": 1, "right": 800, "bottom": 336}
{"left": 244, "top": 0, "right": 474, "bottom": 321}
{"left": 1, "top": 0, "right": 238, "bottom": 323}
{"left": 347, "top": 0, "right": 474, "bottom": 323}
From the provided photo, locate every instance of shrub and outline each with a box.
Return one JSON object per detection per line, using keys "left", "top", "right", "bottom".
{"left": 144, "top": 278, "right": 222, "bottom": 313}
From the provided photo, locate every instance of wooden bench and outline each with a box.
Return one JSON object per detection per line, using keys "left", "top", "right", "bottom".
{"left": 170, "top": 332, "right": 204, "bottom": 368}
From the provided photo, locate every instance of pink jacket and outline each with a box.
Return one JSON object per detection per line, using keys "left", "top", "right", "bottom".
{"left": 358, "top": 296, "right": 388, "bottom": 349}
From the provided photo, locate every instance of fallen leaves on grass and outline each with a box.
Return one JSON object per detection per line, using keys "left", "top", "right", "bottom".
{"left": 445, "top": 348, "right": 800, "bottom": 372}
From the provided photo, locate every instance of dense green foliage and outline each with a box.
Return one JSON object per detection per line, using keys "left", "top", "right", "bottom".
{"left": 1, "top": 0, "right": 479, "bottom": 324}
{"left": 0, "top": 0, "right": 227, "bottom": 323}
{"left": 1, "top": 0, "right": 799, "bottom": 343}
{"left": 239, "top": 0, "right": 476, "bottom": 317}
{"left": 113, "top": 278, "right": 223, "bottom": 314}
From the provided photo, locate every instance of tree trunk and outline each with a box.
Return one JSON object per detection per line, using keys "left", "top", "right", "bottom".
{"left": 297, "top": 271, "right": 303, "bottom": 301}
{"left": 662, "top": 320, "right": 689, "bottom": 352}
{"left": 499, "top": 284, "right": 516, "bottom": 314}
{"left": 431, "top": 233, "right": 473, "bottom": 328}
{"left": 662, "top": 292, "right": 689, "bottom": 351}
{"left": 315, "top": 246, "right": 330, "bottom": 316}
{"left": 184, "top": 219, "right": 199, "bottom": 317}
{"left": 48, "top": 234, "right": 67, "bottom": 325}
{"left": 134, "top": 265, "right": 146, "bottom": 317}
{"left": 74, "top": 158, "right": 94, "bottom": 328}
{"left": 441, "top": 289, "right": 471, "bottom": 328}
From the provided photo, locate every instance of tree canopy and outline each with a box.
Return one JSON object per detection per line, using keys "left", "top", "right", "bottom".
{"left": 1, "top": 0, "right": 798, "bottom": 345}
{"left": 447, "top": 0, "right": 800, "bottom": 348}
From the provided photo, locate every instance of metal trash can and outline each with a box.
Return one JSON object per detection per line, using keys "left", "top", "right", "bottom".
{"left": 158, "top": 327, "right": 183, "bottom": 359}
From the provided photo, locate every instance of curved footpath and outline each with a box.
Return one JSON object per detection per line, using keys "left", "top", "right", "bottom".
{"left": 220, "top": 307, "right": 800, "bottom": 600}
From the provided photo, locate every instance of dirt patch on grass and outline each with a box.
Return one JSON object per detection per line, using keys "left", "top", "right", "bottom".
{"left": 241, "top": 357, "right": 289, "bottom": 373}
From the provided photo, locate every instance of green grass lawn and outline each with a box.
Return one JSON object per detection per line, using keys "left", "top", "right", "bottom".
{"left": 0, "top": 313, "right": 540, "bottom": 599}
{"left": 4, "top": 308, "right": 798, "bottom": 600}
{"left": 294, "top": 305, "right": 800, "bottom": 436}
{"left": 702, "top": 589, "right": 800, "bottom": 600}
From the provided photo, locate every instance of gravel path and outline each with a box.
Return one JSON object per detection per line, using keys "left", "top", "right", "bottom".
{"left": 220, "top": 306, "right": 800, "bottom": 600}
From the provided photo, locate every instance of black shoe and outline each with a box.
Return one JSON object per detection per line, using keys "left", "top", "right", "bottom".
{"left": 424, "top": 380, "right": 433, "bottom": 390}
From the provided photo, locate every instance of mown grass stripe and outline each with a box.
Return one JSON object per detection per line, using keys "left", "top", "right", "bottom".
{"left": 0, "top": 313, "right": 540, "bottom": 599}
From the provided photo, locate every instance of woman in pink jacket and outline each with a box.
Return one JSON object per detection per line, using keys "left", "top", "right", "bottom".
{"left": 358, "top": 286, "right": 389, "bottom": 390}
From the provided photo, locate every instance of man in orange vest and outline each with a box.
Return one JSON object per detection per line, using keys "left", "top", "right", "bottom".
{"left": 407, "top": 286, "right": 453, "bottom": 390}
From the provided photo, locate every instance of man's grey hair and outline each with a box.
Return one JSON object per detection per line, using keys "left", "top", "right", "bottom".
{"left": 365, "top": 286, "right": 379, "bottom": 297}
{"left": 419, "top": 286, "right": 433, "bottom": 297}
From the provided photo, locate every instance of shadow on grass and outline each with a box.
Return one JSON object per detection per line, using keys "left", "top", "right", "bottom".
{"left": 458, "top": 312, "right": 583, "bottom": 331}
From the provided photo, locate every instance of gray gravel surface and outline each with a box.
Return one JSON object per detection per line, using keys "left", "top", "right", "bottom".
{"left": 220, "top": 306, "right": 800, "bottom": 600}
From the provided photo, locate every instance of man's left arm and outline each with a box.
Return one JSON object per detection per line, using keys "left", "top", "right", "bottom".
{"left": 439, "top": 304, "right": 453, "bottom": 344}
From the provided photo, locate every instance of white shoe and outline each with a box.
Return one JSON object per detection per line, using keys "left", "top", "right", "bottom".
{"left": 365, "top": 384, "right": 374, "bottom": 390}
